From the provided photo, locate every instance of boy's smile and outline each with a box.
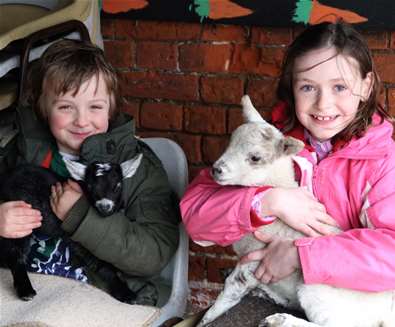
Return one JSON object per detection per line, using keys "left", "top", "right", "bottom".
{"left": 47, "top": 74, "right": 110, "bottom": 155}
{"left": 292, "top": 47, "right": 372, "bottom": 142}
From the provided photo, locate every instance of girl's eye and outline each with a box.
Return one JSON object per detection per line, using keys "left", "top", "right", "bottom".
{"left": 300, "top": 85, "right": 314, "bottom": 92}
{"left": 334, "top": 84, "right": 347, "bottom": 92}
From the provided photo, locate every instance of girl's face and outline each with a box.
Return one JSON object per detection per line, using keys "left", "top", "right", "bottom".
{"left": 292, "top": 47, "right": 372, "bottom": 142}
{"left": 47, "top": 74, "right": 110, "bottom": 155}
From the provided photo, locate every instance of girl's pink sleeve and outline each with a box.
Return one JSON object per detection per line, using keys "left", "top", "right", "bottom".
{"left": 180, "top": 169, "right": 259, "bottom": 246}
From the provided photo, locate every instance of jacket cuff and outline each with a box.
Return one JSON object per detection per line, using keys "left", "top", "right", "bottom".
{"left": 62, "top": 195, "right": 90, "bottom": 235}
{"left": 250, "top": 186, "right": 274, "bottom": 228}
{"left": 295, "top": 237, "right": 330, "bottom": 284}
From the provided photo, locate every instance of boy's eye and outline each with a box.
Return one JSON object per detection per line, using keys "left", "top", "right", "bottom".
{"left": 58, "top": 105, "right": 72, "bottom": 110}
{"left": 91, "top": 105, "right": 103, "bottom": 110}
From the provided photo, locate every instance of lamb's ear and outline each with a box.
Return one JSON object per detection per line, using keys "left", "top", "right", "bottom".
{"left": 63, "top": 158, "right": 87, "bottom": 181}
{"left": 241, "top": 95, "right": 265, "bottom": 124}
{"left": 280, "top": 136, "right": 305, "bottom": 156}
{"left": 121, "top": 153, "right": 143, "bottom": 179}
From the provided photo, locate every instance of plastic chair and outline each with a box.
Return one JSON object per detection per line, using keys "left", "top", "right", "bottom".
{"left": 142, "top": 137, "right": 190, "bottom": 326}
{"left": 0, "top": 0, "right": 102, "bottom": 109}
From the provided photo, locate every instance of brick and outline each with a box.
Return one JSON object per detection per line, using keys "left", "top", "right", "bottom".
{"left": 173, "top": 133, "right": 202, "bottom": 164}
{"left": 374, "top": 54, "right": 395, "bottom": 84}
{"left": 140, "top": 101, "right": 183, "bottom": 130}
{"left": 101, "top": 18, "right": 114, "bottom": 39}
{"left": 134, "top": 21, "right": 201, "bottom": 40}
{"left": 361, "top": 30, "right": 389, "bottom": 49}
{"left": 201, "top": 76, "right": 244, "bottom": 105}
{"left": 136, "top": 41, "right": 177, "bottom": 70}
{"left": 388, "top": 88, "right": 395, "bottom": 117}
{"left": 201, "top": 24, "right": 247, "bottom": 42}
{"left": 202, "top": 136, "right": 229, "bottom": 164}
{"left": 228, "top": 107, "right": 244, "bottom": 133}
{"left": 207, "top": 257, "right": 238, "bottom": 283}
{"left": 190, "top": 242, "right": 236, "bottom": 256}
{"left": 114, "top": 19, "right": 136, "bottom": 39}
{"left": 229, "top": 45, "right": 284, "bottom": 77}
{"left": 122, "top": 100, "right": 140, "bottom": 127}
{"left": 251, "top": 27, "right": 292, "bottom": 46}
{"left": 179, "top": 44, "right": 233, "bottom": 73}
{"left": 189, "top": 255, "right": 206, "bottom": 281}
{"left": 246, "top": 78, "right": 278, "bottom": 108}
{"left": 122, "top": 72, "right": 199, "bottom": 101}
{"left": 104, "top": 40, "right": 133, "bottom": 69}
{"left": 391, "top": 32, "right": 395, "bottom": 49}
{"left": 185, "top": 105, "right": 227, "bottom": 134}
{"left": 188, "top": 165, "right": 206, "bottom": 181}
{"left": 188, "top": 287, "right": 221, "bottom": 313}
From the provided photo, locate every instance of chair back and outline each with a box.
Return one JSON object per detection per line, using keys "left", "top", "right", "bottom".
{"left": 142, "top": 137, "right": 189, "bottom": 325}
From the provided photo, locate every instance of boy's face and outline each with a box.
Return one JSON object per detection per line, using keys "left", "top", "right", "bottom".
{"left": 47, "top": 74, "right": 110, "bottom": 155}
{"left": 292, "top": 47, "right": 372, "bottom": 142}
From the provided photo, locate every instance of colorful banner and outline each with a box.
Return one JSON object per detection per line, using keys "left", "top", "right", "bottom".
{"left": 101, "top": 1, "right": 395, "bottom": 30}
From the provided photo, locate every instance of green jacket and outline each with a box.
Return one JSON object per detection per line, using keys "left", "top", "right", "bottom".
{"left": 1, "top": 106, "right": 180, "bottom": 306}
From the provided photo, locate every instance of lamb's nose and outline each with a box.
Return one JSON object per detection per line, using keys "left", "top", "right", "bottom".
{"left": 211, "top": 166, "right": 222, "bottom": 176}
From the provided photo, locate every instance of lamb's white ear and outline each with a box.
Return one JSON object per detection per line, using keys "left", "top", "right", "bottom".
{"left": 121, "top": 153, "right": 143, "bottom": 179}
{"left": 241, "top": 95, "right": 265, "bottom": 124}
{"left": 282, "top": 136, "right": 305, "bottom": 156}
{"left": 63, "top": 158, "right": 87, "bottom": 181}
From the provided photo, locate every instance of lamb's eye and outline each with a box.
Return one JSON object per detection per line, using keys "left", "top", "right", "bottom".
{"left": 250, "top": 155, "right": 261, "bottom": 162}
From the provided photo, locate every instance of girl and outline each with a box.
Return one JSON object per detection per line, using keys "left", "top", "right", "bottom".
{"left": 181, "top": 21, "right": 395, "bottom": 293}
{"left": 0, "top": 40, "right": 180, "bottom": 306}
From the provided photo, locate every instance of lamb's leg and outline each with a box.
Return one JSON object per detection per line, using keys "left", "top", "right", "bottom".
{"left": 6, "top": 244, "right": 36, "bottom": 301}
{"left": 197, "top": 262, "right": 259, "bottom": 326}
{"left": 260, "top": 313, "right": 320, "bottom": 327}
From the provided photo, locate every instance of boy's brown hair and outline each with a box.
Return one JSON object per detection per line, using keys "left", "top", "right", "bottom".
{"left": 28, "top": 39, "right": 122, "bottom": 121}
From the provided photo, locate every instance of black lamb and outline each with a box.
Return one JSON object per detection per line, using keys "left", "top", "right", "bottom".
{"left": 0, "top": 153, "right": 142, "bottom": 302}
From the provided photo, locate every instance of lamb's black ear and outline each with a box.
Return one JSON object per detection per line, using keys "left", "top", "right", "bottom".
{"left": 63, "top": 158, "right": 86, "bottom": 181}
{"left": 279, "top": 136, "right": 304, "bottom": 156}
{"left": 121, "top": 153, "right": 143, "bottom": 179}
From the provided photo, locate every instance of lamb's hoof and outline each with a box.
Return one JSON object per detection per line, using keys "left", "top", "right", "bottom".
{"left": 259, "top": 313, "right": 294, "bottom": 327}
{"left": 18, "top": 288, "right": 37, "bottom": 301}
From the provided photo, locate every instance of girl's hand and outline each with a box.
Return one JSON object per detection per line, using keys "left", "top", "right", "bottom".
{"left": 261, "top": 187, "right": 338, "bottom": 237}
{"left": 50, "top": 180, "right": 83, "bottom": 221}
{"left": 0, "top": 201, "right": 42, "bottom": 238}
{"left": 240, "top": 231, "right": 300, "bottom": 283}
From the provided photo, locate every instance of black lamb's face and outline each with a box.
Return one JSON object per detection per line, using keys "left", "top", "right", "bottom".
{"left": 84, "top": 163, "right": 123, "bottom": 217}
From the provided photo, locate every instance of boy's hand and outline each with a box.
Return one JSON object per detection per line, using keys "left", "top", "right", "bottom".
{"left": 240, "top": 231, "right": 300, "bottom": 284}
{"left": 260, "top": 187, "right": 339, "bottom": 237}
{"left": 0, "top": 201, "right": 42, "bottom": 238}
{"left": 50, "top": 180, "right": 82, "bottom": 221}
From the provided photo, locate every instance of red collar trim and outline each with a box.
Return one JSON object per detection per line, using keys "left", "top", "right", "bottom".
{"left": 41, "top": 150, "right": 52, "bottom": 168}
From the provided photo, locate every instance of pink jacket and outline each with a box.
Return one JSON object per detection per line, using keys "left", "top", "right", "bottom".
{"left": 180, "top": 111, "right": 395, "bottom": 292}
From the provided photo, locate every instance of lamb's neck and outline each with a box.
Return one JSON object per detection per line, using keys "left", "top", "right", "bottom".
{"left": 262, "top": 157, "right": 297, "bottom": 188}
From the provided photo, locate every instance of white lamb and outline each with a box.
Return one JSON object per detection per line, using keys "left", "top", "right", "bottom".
{"left": 198, "top": 95, "right": 395, "bottom": 327}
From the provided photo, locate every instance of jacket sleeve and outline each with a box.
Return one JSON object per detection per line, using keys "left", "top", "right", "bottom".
{"left": 62, "top": 153, "right": 180, "bottom": 277}
{"left": 180, "top": 168, "right": 261, "bottom": 246}
{"left": 296, "top": 153, "right": 395, "bottom": 292}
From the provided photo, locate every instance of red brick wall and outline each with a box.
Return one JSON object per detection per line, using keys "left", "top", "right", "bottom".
{"left": 101, "top": 18, "right": 395, "bottom": 312}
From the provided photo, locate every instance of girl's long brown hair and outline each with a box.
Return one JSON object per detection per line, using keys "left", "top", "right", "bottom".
{"left": 277, "top": 21, "right": 390, "bottom": 142}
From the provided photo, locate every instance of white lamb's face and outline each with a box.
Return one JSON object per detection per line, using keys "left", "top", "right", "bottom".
{"left": 211, "top": 123, "right": 284, "bottom": 186}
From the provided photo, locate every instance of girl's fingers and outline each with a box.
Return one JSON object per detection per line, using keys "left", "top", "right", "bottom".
{"left": 318, "top": 213, "right": 339, "bottom": 227}
{"left": 300, "top": 225, "right": 321, "bottom": 237}
{"left": 260, "top": 272, "right": 272, "bottom": 284}
{"left": 255, "top": 263, "right": 266, "bottom": 280}
{"left": 254, "top": 231, "right": 274, "bottom": 243}
{"left": 240, "top": 249, "right": 266, "bottom": 264}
